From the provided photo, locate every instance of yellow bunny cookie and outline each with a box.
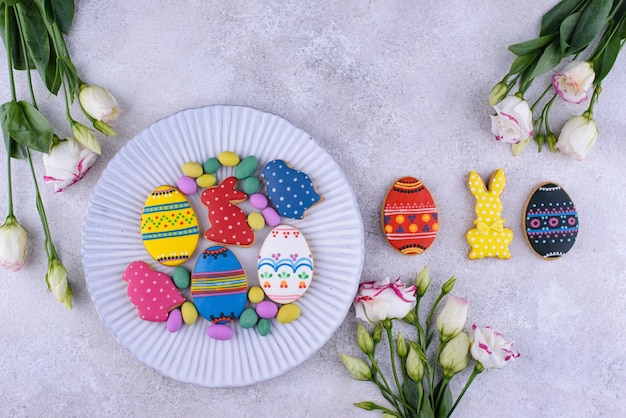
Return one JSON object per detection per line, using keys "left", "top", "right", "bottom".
{"left": 466, "top": 168, "right": 513, "bottom": 259}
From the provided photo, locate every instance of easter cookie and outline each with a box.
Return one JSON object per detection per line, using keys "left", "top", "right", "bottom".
{"left": 257, "top": 225, "right": 313, "bottom": 304}
{"left": 524, "top": 182, "right": 578, "bottom": 259}
{"left": 466, "top": 169, "right": 513, "bottom": 259}
{"left": 140, "top": 186, "right": 200, "bottom": 266}
{"left": 122, "top": 261, "right": 185, "bottom": 322}
{"left": 262, "top": 160, "right": 321, "bottom": 219}
{"left": 201, "top": 177, "right": 255, "bottom": 246}
{"left": 382, "top": 177, "right": 439, "bottom": 255}
{"left": 191, "top": 246, "right": 248, "bottom": 324}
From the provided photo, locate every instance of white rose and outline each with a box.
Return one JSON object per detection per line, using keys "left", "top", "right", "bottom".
{"left": 354, "top": 277, "right": 417, "bottom": 323}
{"left": 555, "top": 114, "right": 598, "bottom": 161}
{"left": 0, "top": 216, "right": 28, "bottom": 272}
{"left": 79, "top": 85, "right": 122, "bottom": 123}
{"left": 470, "top": 325, "right": 520, "bottom": 369}
{"left": 42, "top": 138, "right": 98, "bottom": 192}
{"left": 490, "top": 96, "right": 534, "bottom": 144}
{"left": 552, "top": 60, "right": 595, "bottom": 104}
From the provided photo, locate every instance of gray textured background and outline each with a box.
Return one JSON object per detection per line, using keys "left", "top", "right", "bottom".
{"left": 1, "top": 1, "right": 625, "bottom": 416}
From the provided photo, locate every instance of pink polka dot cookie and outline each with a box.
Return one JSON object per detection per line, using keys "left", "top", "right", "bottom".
{"left": 122, "top": 261, "right": 186, "bottom": 322}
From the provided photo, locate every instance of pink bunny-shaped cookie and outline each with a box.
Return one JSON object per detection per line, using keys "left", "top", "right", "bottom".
{"left": 465, "top": 168, "right": 513, "bottom": 259}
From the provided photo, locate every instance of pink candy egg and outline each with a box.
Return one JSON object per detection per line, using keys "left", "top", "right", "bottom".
{"left": 262, "top": 207, "right": 280, "bottom": 227}
{"left": 166, "top": 309, "right": 183, "bottom": 333}
{"left": 206, "top": 324, "right": 234, "bottom": 340}
{"left": 256, "top": 300, "right": 279, "bottom": 319}
{"left": 249, "top": 193, "right": 268, "bottom": 209}
{"left": 177, "top": 176, "right": 198, "bottom": 195}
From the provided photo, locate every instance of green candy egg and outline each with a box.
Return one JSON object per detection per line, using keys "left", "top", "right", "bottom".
{"left": 234, "top": 156, "right": 258, "bottom": 179}
{"left": 239, "top": 308, "right": 259, "bottom": 329}
{"left": 257, "top": 318, "right": 271, "bottom": 336}
{"left": 172, "top": 266, "right": 191, "bottom": 289}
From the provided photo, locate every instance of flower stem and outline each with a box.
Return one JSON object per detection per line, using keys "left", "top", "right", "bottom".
{"left": 368, "top": 353, "right": 402, "bottom": 413}
{"left": 384, "top": 323, "right": 413, "bottom": 417}
{"left": 26, "top": 149, "right": 58, "bottom": 261}
{"left": 430, "top": 343, "right": 444, "bottom": 406}
{"left": 447, "top": 364, "right": 484, "bottom": 417}
{"left": 6, "top": 152, "right": 13, "bottom": 217}
{"left": 14, "top": 4, "right": 38, "bottom": 107}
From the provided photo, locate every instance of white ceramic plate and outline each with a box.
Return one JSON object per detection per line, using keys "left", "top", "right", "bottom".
{"left": 82, "top": 105, "right": 364, "bottom": 387}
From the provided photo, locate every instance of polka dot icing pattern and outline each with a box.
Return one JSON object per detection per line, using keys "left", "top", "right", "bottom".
{"left": 257, "top": 225, "right": 314, "bottom": 304}
{"left": 465, "top": 168, "right": 514, "bottom": 259}
{"left": 201, "top": 177, "right": 255, "bottom": 246}
{"left": 140, "top": 186, "right": 200, "bottom": 266}
{"left": 382, "top": 177, "right": 439, "bottom": 255}
{"left": 262, "top": 159, "right": 321, "bottom": 219}
{"left": 524, "top": 182, "right": 578, "bottom": 259}
{"left": 122, "top": 261, "right": 186, "bottom": 322}
{"left": 191, "top": 246, "right": 248, "bottom": 324}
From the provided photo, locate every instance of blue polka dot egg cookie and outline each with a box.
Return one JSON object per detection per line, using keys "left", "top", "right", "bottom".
{"left": 262, "top": 159, "right": 321, "bottom": 219}
{"left": 524, "top": 182, "right": 578, "bottom": 259}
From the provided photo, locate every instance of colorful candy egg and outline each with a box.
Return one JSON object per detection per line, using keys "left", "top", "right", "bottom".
{"left": 257, "top": 225, "right": 313, "bottom": 304}
{"left": 262, "top": 160, "right": 321, "bottom": 219}
{"left": 191, "top": 246, "right": 248, "bottom": 323}
{"left": 524, "top": 182, "right": 578, "bottom": 259}
{"left": 382, "top": 177, "right": 438, "bottom": 255}
{"left": 140, "top": 186, "right": 200, "bottom": 266}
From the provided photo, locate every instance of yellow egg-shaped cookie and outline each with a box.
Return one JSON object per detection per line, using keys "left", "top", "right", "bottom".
{"left": 140, "top": 186, "right": 200, "bottom": 266}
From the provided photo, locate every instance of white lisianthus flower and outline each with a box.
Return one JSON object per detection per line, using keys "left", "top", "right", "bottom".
{"left": 490, "top": 95, "right": 534, "bottom": 144}
{"left": 42, "top": 137, "right": 98, "bottom": 192}
{"left": 0, "top": 215, "right": 28, "bottom": 272}
{"left": 439, "top": 332, "right": 470, "bottom": 379}
{"left": 555, "top": 113, "right": 598, "bottom": 161}
{"left": 354, "top": 277, "right": 417, "bottom": 323}
{"left": 79, "top": 84, "right": 122, "bottom": 123}
{"left": 46, "top": 258, "right": 73, "bottom": 309}
{"left": 470, "top": 325, "right": 520, "bottom": 369}
{"left": 436, "top": 295, "right": 470, "bottom": 342}
{"left": 552, "top": 60, "right": 595, "bottom": 104}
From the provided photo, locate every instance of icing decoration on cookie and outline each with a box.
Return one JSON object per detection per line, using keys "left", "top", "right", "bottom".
{"left": 466, "top": 169, "right": 513, "bottom": 259}
{"left": 524, "top": 182, "right": 578, "bottom": 259}
{"left": 122, "top": 261, "right": 186, "bottom": 322}
{"left": 262, "top": 160, "right": 321, "bottom": 219}
{"left": 191, "top": 246, "right": 248, "bottom": 324}
{"left": 382, "top": 177, "right": 438, "bottom": 255}
{"left": 257, "top": 225, "right": 314, "bottom": 304}
{"left": 140, "top": 186, "right": 199, "bottom": 266}
{"left": 201, "top": 177, "right": 255, "bottom": 246}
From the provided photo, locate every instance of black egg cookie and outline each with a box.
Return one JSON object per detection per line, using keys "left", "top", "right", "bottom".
{"left": 524, "top": 182, "right": 578, "bottom": 259}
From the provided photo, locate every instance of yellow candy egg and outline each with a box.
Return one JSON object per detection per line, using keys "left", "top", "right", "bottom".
{"left": 181, "top": 162, "right": 204, "bottom": 178}
{"left": 248, "top": 286, "right": 265, "bottom": 304}
{"left": 140, "top": 186, "right": 200, "bottom": 266}
{"left": 218, "top": 151, "right": 240, "bottom": 167}
{"left": 196, "top": 173, "right": 217, "bottom": 188}
{"left": 247, "top": 212, "right": 265, "bottom": 231}
{"left": 181, "top": 301, "right": 198, "bottom": 325}
{"left": 276, "top": 303, "right": 301, "bottom": 324}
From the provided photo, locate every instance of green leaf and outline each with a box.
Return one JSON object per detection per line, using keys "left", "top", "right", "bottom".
{"left": 15, "top": 0, "right": 51, "bottom": 77}
{"left": 509, "top": 50, "right": 540, "bottom": 75}
{"left": 50, "top": 0, "right": 74, "bottom": 34}
{"left": 530, "top": 40, "right": 562, "bottom": 79}
{"left": 559, "top": 12, "right": 581, "bottom": 54}
{"left": 402, "top": 376, "right": 421, "bottom": 412}
{"left": 44, "top": 37, "right": 62, "bottom": 93}
{"left": 508, "top": 33, "right": 556, "bottom": 56}
{"left": 592, "top": 21, "right": 624, "bottom": 83}
{"left": 540, "top": 0, "right": 583, "bottom": 36}
{"left": 435, "top": 383, "right": 453, "bottom": 418}
{"left": 7, "top": 100, "right": 54, "bottom": 153}
{"left": 0, "top": 5, "right": 31, "bottom": 70}
{"left": 420, "top": 397, "right": 435, "bottom": 418}
{"left": 0, "top": 102, "right": 27, "bottom": 159}
{"left": 569, "top": 0, "right": 613, "bottom": 54}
